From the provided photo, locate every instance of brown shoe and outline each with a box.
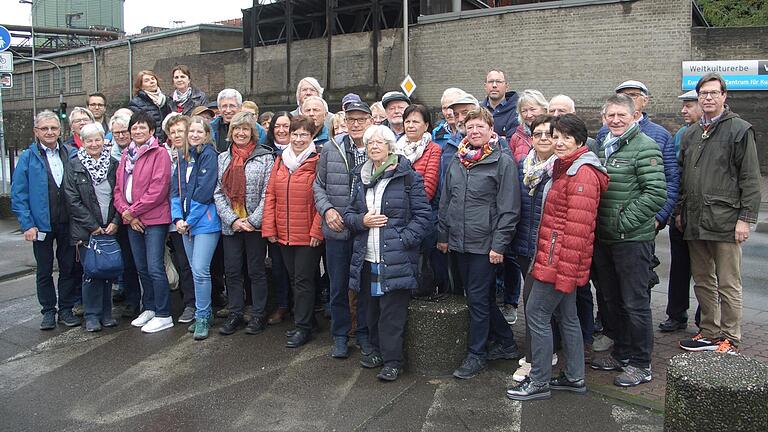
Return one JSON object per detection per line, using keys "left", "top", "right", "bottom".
{"left": 267, "top": 307, "right": 289, "bottom": 325}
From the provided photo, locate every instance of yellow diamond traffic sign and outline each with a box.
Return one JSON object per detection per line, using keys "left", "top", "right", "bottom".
{"left": 400, "top": 75, "right": 416, "bottom": 98}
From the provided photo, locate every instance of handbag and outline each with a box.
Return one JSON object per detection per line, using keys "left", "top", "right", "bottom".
{"left": 83, "top": 234, "right": 124, "bottom": 280}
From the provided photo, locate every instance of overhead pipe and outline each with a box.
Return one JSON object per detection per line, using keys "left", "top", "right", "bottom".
{"left": 0, "top": 23, "right": 119, "bottom": 39}
{"left": 91, "top": 46, "right": 98, "bottom": 90}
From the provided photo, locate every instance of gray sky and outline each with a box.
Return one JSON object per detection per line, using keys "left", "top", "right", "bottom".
{"left": 4, "top": 0, "right": 255, "bottom": 35}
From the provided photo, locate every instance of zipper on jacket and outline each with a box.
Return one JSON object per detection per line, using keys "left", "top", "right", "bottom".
{"left": 286, "top": 168, "right": 292, "bottom": 245}
{"left": 547, "top": 231, "right": 558, "bottom": 265}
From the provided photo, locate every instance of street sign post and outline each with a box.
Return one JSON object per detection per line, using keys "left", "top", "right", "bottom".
{"left": 0, "top": 26, "right": 11, "bottom": 53}
{"left": 0, "top": 53, "right": 12, "bottom": 73}
{"left": 0, "top": 26, "right": 10, "bottom": 193}
{"left": 401, "top": 75, "right": 416, "bottom": 98}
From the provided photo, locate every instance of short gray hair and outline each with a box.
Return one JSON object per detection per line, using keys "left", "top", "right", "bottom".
{"left": 70, "top": 106, "right": 96, "bottom": 122}
{"left": 34, "top": 110, "right": 61, "bottom": 128}
{"left": 295, "top": 77, "right": 324, "bottom": 102}
{"left": 548, "top": 95, "right": 576, "bottom": 113}
{"left": 79, "top": 122, "right": 105, "bottom": 141}
{"left": 217, "top": 88, "right": 243, "bottom": 107}
{"left": 301, "top": 95, "right": 328, "bottom": 113}
{"left": 363, "top": 125, "right": 396, "bottom": 154}
{"left": 109, "top": 112, "right": 131, "bottom": 131}
{"left": 517, "top": 89, "right": 548, "bottom": 125}
{"left": 601, "top": 94, "right": 636, "bottom": 116}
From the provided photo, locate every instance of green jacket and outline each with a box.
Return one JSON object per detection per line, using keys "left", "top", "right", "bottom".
{"left": 596, "top": 127, "right": 667, "bottom": 243}
{"left": 677, "top": 109, "right": 761, "bottom": 242}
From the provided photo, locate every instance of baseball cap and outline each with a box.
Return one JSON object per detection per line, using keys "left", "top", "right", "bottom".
{"left": 345, "top": 101, "right": 372, "bottom": 115}
{"left": 448, "top": 93, "right": 480, "bottom": 108}
{"left": 381, "top": 91, "right": 411, "bottom": 108}
{"left": 677, "top": 90, "right": 698, "bottom": 101}
{"left": 342, "top": 93, "right": 362, "bottom": 109}
{"left": 615, "top": 80, "right": 649, "bottom": 96}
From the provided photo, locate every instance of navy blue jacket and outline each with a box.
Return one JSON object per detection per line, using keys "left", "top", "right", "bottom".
{"left": 344, "top": 156, "right": 433, "bottom": 293}
{"left": 171, "top": 143, "right": 221, "bottom": 235}
{"left": 128, "top": 90, "right": 174, "bottom": 143}
{"left": 509, "top": 165, "right": 548, "bottom": 259}
{"left": 596, "top": 114, "right": 678, "bottom": 225}
{"left": 481, "top": 91, "right": 519, "bottom": 138}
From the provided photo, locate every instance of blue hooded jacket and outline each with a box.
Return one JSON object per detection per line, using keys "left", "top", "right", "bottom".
{"left": 481, "top": 91, "right": 519, "bottom": 139}
{"left": 170, "top": 143, "right": 222, "bottom": 235}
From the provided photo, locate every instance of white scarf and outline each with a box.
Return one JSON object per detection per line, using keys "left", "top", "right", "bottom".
{"left": 282, "top": 143, "right": 316, "bottom": 173}
{"left": 144, "top": 88, "right": 167, "bottom": 108}
{"left": 172, "top": 87, "right": 192, "bottom": 105}
{"left": 394, "top": 132, "right": 431, "bottom": 164}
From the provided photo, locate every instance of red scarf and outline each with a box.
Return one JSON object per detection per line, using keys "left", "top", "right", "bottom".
{"left": 222, "top": 140, "right": 256, "bottom": 217}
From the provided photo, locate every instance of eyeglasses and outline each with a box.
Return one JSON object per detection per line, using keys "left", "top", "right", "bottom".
{"left": 532, "top": 131, "right": 553, "bottom": 139}
{"left": 698, "top": 90, "right": 723, "bottom": 99}
{"left": 346, "top": 117, "right": 370, "bottom": 125}
{"left": 219, "top": 104, "right": 239, "bottom": 110}
{"left": 290, "top": 132, "right": 311, "bottom": 139}
{"left": 486, "top": 80, "right": 506, "bottom": 85}
{"left": 72, "top": 118, "right": 91, "bottom": 124}
{"left": 88, "top": 103, "right": 105, "bottom": 108}
{"left": 367, "top": 139, "right": 388, "bottom": 148}
{"left": 112, "top": 130, "right": 130, "bottom": 136}
{"left": 35, "top": 126, "right": 60, "bottom": 132}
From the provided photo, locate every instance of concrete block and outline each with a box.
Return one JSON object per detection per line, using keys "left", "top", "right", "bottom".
{"left": 404, "top": 295, "right": 468, "bottom": 376}
{"left": 665, "top": 352, "right": 768, "bottom": 431}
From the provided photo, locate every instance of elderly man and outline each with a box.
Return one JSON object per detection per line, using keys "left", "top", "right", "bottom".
{"left": 64, "top": 107, "right": 95, "bottom": 149}
{"left": 676, "top": 73, "right": 761, "bottom": 354}
{"left": 87, "top": 92, "right": 109, "bottom": 132}
{"left": 12, "top": 111, "right": 82, "bottom": 330}
{"left": 302, "top": 95, "right": 331, "bottom": 148}
{"left": 432, "top": 88, "right": 465, "bottom": 150}
{"left": 480, "top": 69, "right": 519, "bottom": 138}
{"left": 210, "top": 88, "right": 266, "bottom": 153}
{"left": 590, "top": 94, "right": 666, "bottom": 388}
{"left": 381, "top": 91, "right": 410, "bottom": 139}
{"left": 314, "top": 101, "right": 374, "bottom": 359}
{"left": 659, "top": 90, "right": 703, "bottom": 333}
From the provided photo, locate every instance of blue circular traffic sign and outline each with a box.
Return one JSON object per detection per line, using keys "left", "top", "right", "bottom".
{"left": 0, "top": 26, "right": 11, "bottom": 53}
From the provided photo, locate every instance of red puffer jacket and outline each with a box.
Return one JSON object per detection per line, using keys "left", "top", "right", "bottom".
{"left": 507, "top": 124, "right": 531, "bottom": 163}
{"left": 411, "top": 141, "right": 441, "bottom": 201}
{"left": 262, "top": 154, "right": 324, "bottom": 246}
{"left": 531, "top": 146, "right": 609, "bottom": 294}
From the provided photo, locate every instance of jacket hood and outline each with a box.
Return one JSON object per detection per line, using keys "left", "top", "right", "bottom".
{"left": 482, "top": 91, "right": 519, "bottom": 115}
{"left": 359, "top": 154, "right": 411, "bottom": 186}
{"left": 562, "top": 147, "right": 610, "bottom": 192}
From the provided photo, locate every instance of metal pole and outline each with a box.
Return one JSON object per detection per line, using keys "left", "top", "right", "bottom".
{"left": 326, "top": 0, "right": 332, "bottom": 91}
{"left": 372, "top": 0, "right": 380, "bottom": 98}
{"left": 30, "top": 5, "right": 37, "bottom": 118}
{"left": 403, "top": 0, "right": 408, "bottom": 77}
{"left": 0, "top": 88, "right": 7, "bottom": 193}
{"left": 286, "top": 0, "right": 292, "bottom": 93}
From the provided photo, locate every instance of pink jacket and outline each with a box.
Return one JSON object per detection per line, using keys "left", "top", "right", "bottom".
{"left": 113, "top": 138, "right": 172, "bottom": 226}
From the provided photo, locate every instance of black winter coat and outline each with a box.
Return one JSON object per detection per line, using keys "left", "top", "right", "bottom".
{"left": 128, "top": 90, "right": 174, "bottom": 142}
{"left": 63, "top": 155, "right": 120, "bottom": 245}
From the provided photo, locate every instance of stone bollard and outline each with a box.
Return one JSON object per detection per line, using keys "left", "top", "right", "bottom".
{"left": 404, "top": 295, "right": 469, "bottom": 376}
{"left": 665, "top": 352, "right": 768, "bottom": 431}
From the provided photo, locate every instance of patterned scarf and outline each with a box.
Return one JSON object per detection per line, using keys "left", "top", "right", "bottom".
{"left": 144, "top": 88, "right": 167, "bottom": 108}
{"left": 457, "top": 132, "right": 498, "bottom": 169}
{"left": 222, "top": 140, "right": 256, "bottom": 218}
{"left": 282, "top": 143, "right": 316, "bottom": 173}
{"left": 601, "top": 122, "right": 639, "bottom": 160}
{"left": 522, "top": 149, "right": 556, "bottom": 195}
{"left": 124, "top": 136, "right": 157, "bottom": 175}
{"left": 394, "top": 132, "right": 431, "bottom": 164}
{"left": 172, "top": 87, "right": 192, "bottom": 108}
{"left": 78, "top": 146, "right": 112, "bottom": 185}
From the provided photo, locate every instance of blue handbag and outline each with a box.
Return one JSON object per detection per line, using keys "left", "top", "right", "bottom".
{"left": 83, "top": 234, "right": 124, "bottom": 280}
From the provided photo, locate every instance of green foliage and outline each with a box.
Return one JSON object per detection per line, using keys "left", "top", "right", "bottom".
{"left": 697, "top": 0, "right": 768, "bottom": 27}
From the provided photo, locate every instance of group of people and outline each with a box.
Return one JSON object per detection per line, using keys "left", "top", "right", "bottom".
{"left": 11, "top": 66, "right": 759, "bottom": 395}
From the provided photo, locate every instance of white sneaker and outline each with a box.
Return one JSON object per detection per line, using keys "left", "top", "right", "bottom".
{"left": 141, "top": 316, "right": 174, "bottom": 333}
{"left": 552, "top": 353, "right": 558, "bottom": 366}
{"left": 131, "top": 310, "right": 155, "bottom": 327}
{"left": 513, "top": 361, "right": 531, "bottom": 382}
{"left": 518, "top": 356, "right": 527, "bottom": 366}
{"left": 593, "top": 334, "right": 614, "bottom": 352}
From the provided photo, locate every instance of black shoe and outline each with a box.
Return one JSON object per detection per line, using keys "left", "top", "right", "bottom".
{"left": 120, "top": 305, "right": 141, "bottom": 319}
{"left": 101, "top": 317, "right": 118, "bottom": 328}
{"left": 58, "top": 309, "right": 82, "bottom": 327}
{"left": 40, "top": 311, "right": 56, "bottom": 330}
{"left": 85, "top": 318, "right": 102, "bottom": 332}
{"left": 453, "top": 355, "right": 487, "bottom": 380}
{"left": 286, "top": 328, "right": 311, "bottom": 348}
{"left": 377, "top": 366, "right": 401, "bottom": 382}
{"left": 506, "top": 377, "right": 551, "bottom": 401}
{"left": 219, "top": 314, "right": 245, "bottom": 335}
{"left": 659, "top": 318, "right": 687, "bottom": 332}
{"left": 591, "top": 356, "right": 628, "bottom": 371}
{"left": 487, "top": 342, "right": 523, "bottom": 361}
{"left": 549, "top": 372, "right": 587, "bottom": 393}
{"left": 245, "top": 316, "right": 266, "bottom": 335}
{"left": 212, "top": 292, "right": 228, "bottom": 308}
{"left": 331, "top": 336, "right": 349, "bottom": 359}
{"left": 112, "top": 290, "right": 126, "bottom": 304}
{"left": 360, "top": 352, "right": 384, "bottom": 369}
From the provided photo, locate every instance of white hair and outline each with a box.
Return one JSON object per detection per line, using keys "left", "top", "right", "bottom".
{"left": 109, "top": 111, "right": 132, "bottom": 131}
{"left": 363, "top": 125, "right": 396, "bottom": 154}
{"left": 34, "top": 110, "right": 61, "bottom": 128}
{"left": 79, "top": 122, "right": 105, "bottom": 140}
{"left": 70, "top": 106, "right": 96, "bottom": 122}
{"left": 517, "top": 89, "right": 549, "bottom": 125}
{"left": 217, "top": 88, "right": 243, "bottom": 107}
{"left": 295, "top": 77, "right": 324, "bottom": 104}
{"left": 301, "top": 95, "right": 329, "bottom": 114}
{"left": 549, "top": 94, "right": 576, "bottom": 113}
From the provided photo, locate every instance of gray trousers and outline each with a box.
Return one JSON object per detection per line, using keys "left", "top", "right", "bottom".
{"left": 527, "top": 279, "right": 584, "bottom": 385}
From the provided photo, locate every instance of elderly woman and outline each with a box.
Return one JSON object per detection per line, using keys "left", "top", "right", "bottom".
{"left": 508, "top": 90, "right": 549, "bottom": 163}
{"left": 263, "top": 111, "right": 292, "bottom": 324}
{"left": 263, "top": 115, "right": 323, "bottom": 348}
{"left": 63, "top": 123, "right": 121, "bottom": 332}
{"left": 170, "top": 65, "right": 209, "bottom": 116}
{"left": 344, "top": 125, "right": 432, "bottom": 381}
{"left": 108, "top": 109, "right": 134, "bottom": 159}
{"left": 128, "top": 70, "right": 174, "bottom": 143}
{"left": 370, "top": 102, "right": 387, "bottom": 126}
{"left": 170, "top": 116, "right": 221, "bottom": 340}
{"left": 507, "top": 114, "right": 608, "bottom": 401}
{"left": 214, "top": 112, "right": 274, "bottom": 336}
{"left": 438, "top": 107, "right": 523, "bottom": 380}
{"left": 508, "top": 114, "right": 558, "bottom": 382}
{"left": 65, "top": 107, "right": 95, "bottom": 149}
{"left": 291, "top": 77, "right": 324, "bottom": 116}
{"left": 113, "top": 111, "right": 173, "bottom": 334}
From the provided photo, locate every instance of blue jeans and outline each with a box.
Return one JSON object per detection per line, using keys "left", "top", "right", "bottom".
{"left": 455, "top": 252, "right": 516, "bottom": 359}
{"left": 32, "top": 223, "right": 81, "bottom": 315}
{"left": 326, "top": 239, "right": 368, "bottom": 340}
{"left": 503, "top": 258, "right": 522, "bottom": 307}
{"left": 117, "top": 224, "right": 141, "bottom": 310}
{"left": 268, "top": 242, "right": 291, "bottom": 308}
{"left": 182, "top": 231, "right": 220, "bottom": 320}
{"left": 79, "top": 245, "right": 114, "bottom": 321}
{"left": 128, "top": 225, "right": 171, "bottom": 318}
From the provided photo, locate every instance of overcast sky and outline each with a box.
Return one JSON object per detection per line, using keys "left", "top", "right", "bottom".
{"left": 4, "top": 0, "right": 255, "bottom": 34}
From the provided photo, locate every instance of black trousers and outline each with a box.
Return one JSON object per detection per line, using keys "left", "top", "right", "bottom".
{"left": 666, "top": 223, "right": 691, "bottom": 322}
{"left": 168, "top": 231, "right": 195, "bottom": 307}
{"left": 280, "top": 244, "right": 322, "bottom": 330}
{"left": 358, "top": 262, "right": 411, "bottom": 368}
{"left": 223, "top": 232, "right": 268, "bottom": 318}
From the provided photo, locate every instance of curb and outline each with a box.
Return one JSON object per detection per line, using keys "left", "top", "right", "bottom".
{"left": 589, "top": 383, "right": 665, "bottom": 414}
{"left": 0, "top": 268, "right": 36, "bottom": 284}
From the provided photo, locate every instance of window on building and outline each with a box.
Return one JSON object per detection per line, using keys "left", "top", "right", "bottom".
{"left": 52, "top": 68, "right": 65, "bottom": 95}
{"left": 23, "top": 73, "right": 33, "bottom": 99}
{"left": 37, "top": 69, "right": 51, "bottom": 97}
{"left": 68, "top": 64, "right": 82, "bottom": 93}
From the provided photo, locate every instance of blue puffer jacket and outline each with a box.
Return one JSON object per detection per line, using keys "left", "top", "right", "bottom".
{"left": 509, "top": 160, "right": 549, "bottom": 259}
{"left": 11, "top": 142, "right": 75, "bottom": 232}
{"left": 596, "top": 114, "right": 678, "bottom": 224}
{"left": 344, "top": 155, "right": 433, "bottom": 293}
{"left": 481, "top": 91, "right": 519, "bottom": 138}
{"left": 210, "top": 116, "right": 267, "bottom": 153}
{"left": 171, "top": 143, "right": 221, "bottom": 235}
{"left": 128, "top": 90, "right": 174, "bottom": 143}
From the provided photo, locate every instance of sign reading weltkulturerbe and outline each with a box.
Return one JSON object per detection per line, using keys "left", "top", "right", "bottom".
{"left": 682, "top": 60, "right": 768, "bottom": 91}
